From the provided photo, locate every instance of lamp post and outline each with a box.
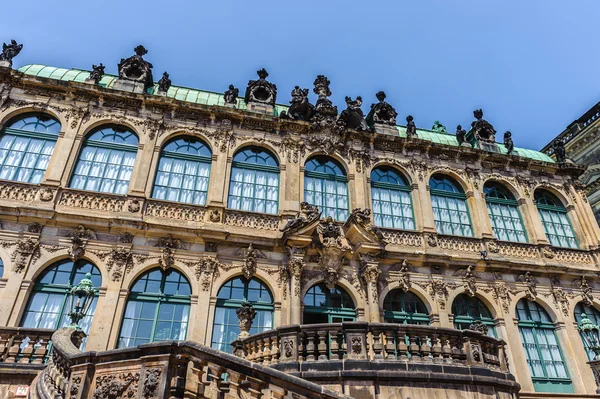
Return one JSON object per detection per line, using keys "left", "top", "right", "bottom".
{"left": 67, "top": 272, "right": 96, "bottom": 330}
{"left": 578, "top": 313, "right": 600, "bottom": 393}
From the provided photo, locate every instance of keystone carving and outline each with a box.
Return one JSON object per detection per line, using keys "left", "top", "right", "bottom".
{"left": 156, "top": 234, "right": 185, "bottom": 271}
{"left": 195, "top": 257, "right": 221, "bottom": 291}
{"left": 518, "top": 271, "right": 537, "bottom": 301}
{"left": 314, "top": 217, "right": 352, "bottom": 289}
{"left": 242, "top": 243, "right": 257, "bottom": 280}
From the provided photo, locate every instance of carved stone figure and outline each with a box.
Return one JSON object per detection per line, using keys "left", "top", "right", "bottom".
{"left": 242, "top": 243, "right": 257, "bottom": 279}
{"left": 456, "top": 125, "right": 467, "bottom": 146}
{"left": 0, "top": 40, "right": 23, "bottom": 65}
{"left": 504, "top": 131, "right": 514, "bottom": 155}
{"left": 468, "top": 320, "right": 489, "bottom": 335}
{"left": 156, "top": 72, "right": 171, "bottom": 94}
{"left": 116, "top": 45, "right": 154, "bottom": 91}
{"left": 315, "top": 217, "right": 351, "bottom": 251}
{"left": 519, "top": 271, "right": 537, "bottom": 301}
{"left": 288, "top": 86, "right": 315, "bottom": 121}
{"left": 471, "top": 109, "right": 497, "bottom": 143}
{"left": 69, "top": 237, "right": 87, "bottom": 262}
{"left": 552, "top": 139, "right": 567, "bottom": 163}
{"left": 431, "top": 120, "right": 448, "bottom": 133}
{"left": 224, "top": 84, "right": 239, "bottom": 105}
{"left": 405, "top": 115, "right": 416, "bottom": 138}
{"left": 236, "top": 302, "right": 257, "bottom": 339}
{"left": 280, "top": 202, "right": 320, "bottom": 233}
{"left": 580, "top": 276, "right": 594, "bottom": 306}
{"left": 339, "top": 96, "right": 368, "bottom": 131}
{"left": 88, "top": 64, "right": 105, "bottom": 85}
{"left": 142, "top": 369, "right": 161, "bottom": 398}
{"left": 12, "top": 238, "right": 40, "bottom": 273}
{"left": 28, "top": 222, "right": 43, "bottom": 234}
{"left": 156, "top": 234, "right": 184, "bottom": 271}
{"left": 397, "top": 260, "right": 411, "bottom": 292}
{"left": 457, "top": 265, "right": 477, "bottom": 297}
{"left": 67, "top": 225, "right": 97, "bottom": 240}
{"left": 366, "top": 91, "right": 397, "bottom": 127}
{"left": 244, "top": 68, "right": 277, "bottom": 106}
{"left": 314, "top": 217, "right": 352, "bottom": 288}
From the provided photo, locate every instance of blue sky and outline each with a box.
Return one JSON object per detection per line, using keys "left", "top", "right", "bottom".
{"left": 2, "top": 0, "right": 599, "bottom": 151}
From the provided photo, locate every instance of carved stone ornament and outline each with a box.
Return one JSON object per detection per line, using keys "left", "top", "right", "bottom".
{"left": 542, "top": 246, "right": 554, "bottom": 259}
{"left": 236, "top": 302, "right": 257, "bottom": 339}
{"left": 156, "top": 234, "right": 185, "bottom": 271}
{"left": 552, "top": 139, "right": 567, "bottom": 163}
{"left": 360, "top": 260, "right": 381, "bottom": 303}
{"left": 405, "top": 115, "right": 416, "bottom": 138}
{"left": 69, "top": 236, "right": 87, "bottom": 262}
{"left": 492, "top": 281, "right": 515, "bottom": 314}
{"left": 0, "top": 39, "right": 23, "bottom": 65}
{"left": 281, "top": 202, "right": 321, "bottom": 233}
{"left": 10, "top": 238, "right": 40, "bottom": 273}
{"left": 426, "top": 233, "right": 438, "bottom": 247}
{"left": 338, "top": 96, "right": 368, "bottom": 131}
{"left": 92, "top": 372, "right": 140, "bottom": 399}
{"left": 117, "top": 45, "right": 154, "bottom": 91}
{"left": 550, "top": 278, "right": 570, "bottom": 316}
{"left": 119, "top": 232, "right": 134, "bottom": 244}
{"left": 70, "top": 375, "right": 82, "bottom": 396}
{"left": 105, "top": 248, "right": 134, "bottom": 282}
{"left": 471, "top": 109, "right": 496, "bottom": 143}
{"left": 67, "top": 225, "right": 97, "bottom": 240}
{"left": 504, "top": 131, "right": 514, "bottom": 155}
{"left": 431, "top": 120, "right": 448, "bottom": 133}
{"left": 308, "top": 75, "right": 346, "bottom": 152}
{"left": 351, "top": 336, "right": 362, "bottom": 354}
{"left": 224, "top": 84, "right": 239, "bottom": 105}
{"left": 39, "top": 188, "right": 54, "bottom": 202}
{"left": 287, "top": 86, "right": 315, "bottom": 121}
{"left": 89, "top": 63, "right": 105, "bottom": 85}
{"left": 142, "top": 368, "right": 161, "bottom": 398}
{"left": 323, "top": 268, "right": 340, "bottom": 290}
{"left": 394, "top": 260, "right": 411, "bottom": 292}
{"left": 244, "top": 68, "right": 277, "bottom": 105}
{"left": 242, "top": 243, "right": 257, "bottom": 280}
{"left": 28, "top": 222, "right": 43, "bottom": 234}
{"left": 156, "top": 72, "right": 171, "bottom": 94}
{"left": 349, "top": 207, "right": 386, "bottom": 242}
{"left": 314, "top": 217, "right": 352, "bottom": 282}
{"left": 468, "top": 320, "right": 489, "bottom": 335}
{"left": 580, "top": 276, "right": 594, "bottom": 306}
{"left": 458, "top": 265, "right": 477, "bottom": 297}
{"left": 366, "top": 91, "right": 397, "bottom": 127}
{"left": 519, "top": 271, "right": 537, "bottom": 301}
{"left": 283, "top": 338, "right": 294, "bottom": 358}
{"left": 209, "top": 209, "right": 222, "bottom": 223}
{"left": 429, "top": 279, "right": 453, "bottom": 310}
{"left": 289, "top": 258, "right": 305, "bottom": 297}
{"left": 195, "top": 257, "right": 221, "bottom": 291}
{"left": 128, "top": 199, "right": 141, "bottom": 213}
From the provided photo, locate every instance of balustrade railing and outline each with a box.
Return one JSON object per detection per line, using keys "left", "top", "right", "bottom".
{"left": 0, "top": 326, "right": 54, "bottom": 365}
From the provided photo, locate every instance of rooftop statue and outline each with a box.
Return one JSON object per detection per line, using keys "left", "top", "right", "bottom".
{"left": 504, "top": 131, "right": 514, "bottom": 155}
{"left": 471, "top": 109, "right": 497, "bottom": 143}
{"left": 244, "top": 68, "right": 277, "bottom": 106}
{"left": 157, "top": 72, "right": 172, "bottom": 94}
{"left": 405, "top": 115, "right": 417, "bottom": 138}
{"left": 88, "top": 63, "right": 105, "bottom": 85}
{"left": 553, "top": 139, "right": 567, "bottom": 163}
{"left": 366, "top": 91, "right": 398, "bottom": 127}
{"left": 0, "top": 40, "right": 23, "bottom": 66}
{"left": 312, "top": 75, "right": 338, "bottom": 118}
{"left": 117, "top": 45, "right": 154, "bottom": 91}
{"left": 224, "top": 84, "right": 239, "bottom": 105}
{"left": 432, "top": 120, "right": 448, "bottom": 133}
{"left": 339, "top": 96, "right": 368, "bottom": 131}
{"left": 288, "top": 86, "right": 315, "bottom": 121}
{"left": 456, "top": 125, "right": 466, "bottom": 146}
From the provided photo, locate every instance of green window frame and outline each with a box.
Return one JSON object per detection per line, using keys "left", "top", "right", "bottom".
{"left": 370, "top": 167, "right": 415, "bottom": 230}
{"left": 152, "top": 136, "right": 212, "bottom": 205}
{"left": 118, "top": 268, "right": 191, "bottom": 348}
{"left": 430, "top": 174, "right": 473, "bottom": 236}
{"left": 452, "top": 294, "right": 496, "bottom": 337}
{"left": 516, "top": 299, "right": 573, "bottom": 393}
{"left": 304, "top": 157, "right": 349, "bottom": 221}
{"left": 303, "top": 283, "right": 356, "bottom": 324}
{"left": 70, "top": 125, "right": 139, "bottom": 195}
{"left": 383, "top": 290, "right": 429, "bottom": 324}
{"left": 21, "top": 259, "right": 101, "bottom": 349}
{"left": 228, "top": 147, "right": 279, "bottom": 214}
{"left": 535, "top": 190, "right": 578, "bottom": 249}
{"left": 211, "top": 277, "right": 274, "bottom": 352}
{"left": 484, "top": 182, "right": 527, "bottom": 243}
{"left": 0, "top": 113, "right": 61, "bottom": 184}
{"left": 574, "top": 302, "right": 600, "bottom": 360}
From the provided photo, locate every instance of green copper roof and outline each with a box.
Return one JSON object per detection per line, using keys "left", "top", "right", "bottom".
{"left": 17, "top": 64, "right": 554, "bottom": 164}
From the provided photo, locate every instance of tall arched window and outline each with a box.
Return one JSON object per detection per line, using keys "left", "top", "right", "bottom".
{"left": 303, "top": 284, "right": 355, "bottom": 324}
{"left": 383, "top": 290, "right": 429, "bottom": 324}
{"left": 371, "top": 167, "right": 415, "bottom": 230}
{"left": 452, "top": 294, "right": 496, "bottom": 337}
{"left": 21, "top": 260, "right": 101, "bottom": 347}
{"left": 211, "top": 277, "right": 274, "bottom": 351}
{"left": 484, "top": 182, "right": 527, "bottom": 243}
{"left": 304, "top": 157, "right": 349, "bottom": 220}
{"left": 430, "top": 174, "right": 473, "bottom": 236}
{"left": 228, "top": 147, "right": 279, "bottom": 214}
{"left": 574, "top": 302, "right": 600, "bottom": 360}
{"left": 152, "top": 136, "right": 212, "bottom": 205}
{"left": 516, "top": 299, "right": 572, "bottom": 393}
{"left": 70, "top": 125, "right": 138, "bottom": 195}
{"left": 535, "top": 190, "right": 577, "bottom": 248}
{"left": 118, "top": 269, "right": 191, "bottom": 348}
{"left": 0, "top": 113, "right": 61, "bottom": 184}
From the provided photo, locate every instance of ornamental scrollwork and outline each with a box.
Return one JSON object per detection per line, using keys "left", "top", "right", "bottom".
{"left": 142, "top": 368, "right": 161, "bottom": 398}
{"left": 550, "top": 278, "right": 570, "bottom": 316}
{"left": 194, "top": 257, "right": 221, "bottom": 292}
{"left": 579, "top": 276, "right": 594, "bottom": 306}
{"left": 1, "top": 238, "right": 41, "bottom": 273}
{"left": 491, "top": 281, "right": 516, "bottom": 314}
{"left": 276, "top": 136, "right": 306, "bottom": 163}
{"left": 518, "top": 271, "right": 537, "bottom": 301}
{"left": 206, "top": 120, "right": 236, "bottom": 153}
{"left": 92, "top": 372, "right": 140, "bottom": 399}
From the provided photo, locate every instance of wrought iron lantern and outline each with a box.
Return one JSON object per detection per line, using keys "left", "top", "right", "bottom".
{"left": 578, "top": 313, "right": 600, "bottom": 360}
{"left": 67, "top": 272, "right": 96, "bottom": 330}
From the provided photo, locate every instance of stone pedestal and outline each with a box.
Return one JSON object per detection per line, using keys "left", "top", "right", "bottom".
{"left": 373, "top": 124, "right": 398, "bottom": 136}
{"left": 588, "top": 359, "right": 600, "bottom": 393}
{"left": 0, "top": 61, "right": 12, "bottom": 68}
{"left": 475, "top": 140, "right": 501, "bottom": 153}
{"left": 84, "top": 79, "right": 97, "bottom": 85}
{"left": 246, "top": 102, "right": 273, "bottom": 115}
{"left": 112, "top": 79, "right": 146, "bottom": 94}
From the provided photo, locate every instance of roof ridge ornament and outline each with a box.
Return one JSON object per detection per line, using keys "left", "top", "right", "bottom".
{"left": 244, "top": 68, "right": 277, "bottom": 108}
{"left": 114, "top": 44, "right": 154, "bottom": 94}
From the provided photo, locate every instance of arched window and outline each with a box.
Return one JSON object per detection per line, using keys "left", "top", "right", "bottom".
{"left": 152, "top": 136, "right": 212, "bottom": 205}
{"left": 430, "top": 174, "right": 473, "bottom": 236}
{"left": 574, "top": 302, "right": 600, "bottom": 360}
{"left": 484, "top": 182, "right": 527, "bottom": 242}
{"left": 452, "top": 294, "right": 495, "bottom": 337}
{"left": 303, "top": 283, "right": 355, "bottom": 324}
{"left": 21, "top": 259, "right": 101, "bottom": 348}
{"left": 211, "top": 277, "right": 274, "bottom": 351}
{"left": 304, "top": 157, "right": 349, "bottom": 220}
{"left": 535, "top": 190, "right": 577, "bottom": 248}
{"left": 371, "top": 167, "right": 415, "bottom": 230}
{"left": 383, "top": 290, "right": 429, "bottom": 324}
{"left": 118, "top": 269, "right": 191, "bottom": 348}
{"left": 0, "top": 113, "right": 61, "bottom": 184}
{"left": 228, "top": 147, "right": 279, "bottom": 214}
{"left": 70, "top": 125, "right": 138, "bottom": 195}
{"left": 516, "top": 299, "right": 572, "bottom": 393}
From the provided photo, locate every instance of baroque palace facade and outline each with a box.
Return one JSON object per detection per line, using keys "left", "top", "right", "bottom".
{"left": 0, "top": 43, "right": 599, "bottom": 399}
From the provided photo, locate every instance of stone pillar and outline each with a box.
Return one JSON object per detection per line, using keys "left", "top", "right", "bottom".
{"left": 360, "top": 258, "right": 381, "bottom": 323}
{"left": 84, "top": 286, "right": 116, "bottom": 351}
{"left": 522, "top": 196, "right": 550, "bottom": 245}
{"left": 555, "top": 321, "right": 586, "bottom": 393}
{"left": 420, "top": 182, "right": 436, "bottom": 233}
{"left": 466, "top": 190, "right": 485, "bottom": 238}
{"left": 42, "top": 129, "right": 76, "bottom": 186}
{"left": 588, "top": 359, "right": 600, "bottom": 394}
{"left": 289, "top": 257, "right": 304, "bottom": 325}
{"left": 207, "top": 153, "right": 230, "bottom": 207}
{"left": 128, "top": 141, "right": 156, "bottom": 197}
{"left": 472, "top": 190, "right": 494, "bottom": 239}
{"left": 504, "top": 317, "right": 535, "bottom": 392}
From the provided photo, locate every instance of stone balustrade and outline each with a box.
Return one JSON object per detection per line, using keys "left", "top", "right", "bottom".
{"left": 30, "top": 328, "right": 352, "bottom": 399}
{"left": 0, "top": 326, "right": 54, "bottom": 364}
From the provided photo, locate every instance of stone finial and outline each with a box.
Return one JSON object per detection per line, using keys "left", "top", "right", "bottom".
{"left": 115, "top": 45, "right": 154, "bottom": 92}
{"left": 236, "top": 302, "right": 257, "bottom": 339}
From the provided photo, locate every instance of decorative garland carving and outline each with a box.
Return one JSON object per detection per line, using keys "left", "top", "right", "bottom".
{"left": 193, "top": 257, "right": 221, "bottom": 291}
{"left": 142, "top": 368, "right": 161, "bottom": 398}
{"left": 92, "top": 372, "right": 140, "bottom": 399}
{"left": 550, "top": 278, "right": 570, "bottom": 317}
{"left": 276, "top": 136, "right": 306, "bottom": 163}
{"left": 492, "top": 281, "right": 516, "bottom": 314}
